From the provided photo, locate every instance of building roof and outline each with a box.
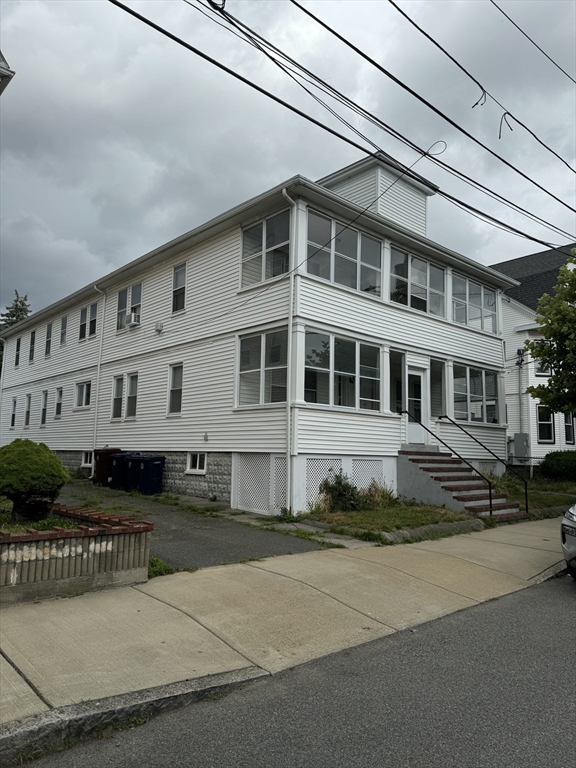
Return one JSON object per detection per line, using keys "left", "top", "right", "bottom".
{"left": 0, "top": 50, "right": 15, "bottom": 96}
{"left": 491, "top": 244, "right": 575, "bottom": 310}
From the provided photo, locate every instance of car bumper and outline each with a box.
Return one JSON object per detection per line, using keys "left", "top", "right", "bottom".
{"left": 561, "top": 518, "right": 576, "bottom": 568}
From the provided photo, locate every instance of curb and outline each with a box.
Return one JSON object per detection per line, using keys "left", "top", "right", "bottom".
{"left": 0, "top": 666, "right": 268, "bottom": 764}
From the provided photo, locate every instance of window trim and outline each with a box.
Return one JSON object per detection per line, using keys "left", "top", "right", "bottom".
{"left": 45, "top": 323, "right": 52, "bottom": 357}
{"left": 126, "top": 373, "right": 138, "bottom": 419}
{"left": 452, "top": 273, "right": 498, "bottom": 334}
{"left": 168, "top": 363, "right": 183, "bottom": 415}
{"left": 75, "top": 380, "right": 92, "bottom": 409}
{"left": 238, "top": 328, "right": 288, "bottom": 407}
{"left": 172, "top": 264, "right": 186, "bottom": 313}
{"left": 24, "top": 393, "right": 31, "bottom": 427}
{"left": 10, "top": 397, "right": 17, "bottom": 428}
{"left": 60, "top": 316, "right": 68, "bottom": 346}
{"left": 390, "top": 246, "right": 445, "bottom": 318}
{"left": 112, "top": 375, "right": 124, "bottom": 420}
{"left": 29, "top": 330, "right": 35, "bottom": 362}
{"left": 117, "top": 282, "right": 142, "bottom": 330}
{"left": 241, "top": 208, "right": 291, "bottom": 288}
{"left": 15, "top": 337, "right": 21, "bottom": 367}
{"left": 79, "top": 302, "right": 98, "bottom": 340}
{"left": 185, "top": 452, "right": 207, "bottom": 475}
{"left": 55, "top": 387, "right": 63, "bottom": 419}
{"left": 81, "top": 451, "right": 93, "bottom": 469}
{"left": 536, "top": 405, "right": 555, "bottom": 444}
{"left": 40, "top": 390, "right": 48, "bottom": 426}
{"left": 564, "top": 412, "right": 574, "bottom": 445}
{"left": 453, "top": 365, "right": 500, "bottom": 425}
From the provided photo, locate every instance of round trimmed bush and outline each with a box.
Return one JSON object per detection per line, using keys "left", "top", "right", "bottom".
{"left": 0, "top": 439, "right": 69, "bottom": 521}
{"left": 539, "top": 450, "right": 576, "bottom": 481}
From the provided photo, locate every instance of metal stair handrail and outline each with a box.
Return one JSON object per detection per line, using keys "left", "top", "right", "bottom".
{"left": 438, "top": 415, "right": 529, "bottom": 516}
{"left": 400, "top": 410, "right": 493, "bottom": 516}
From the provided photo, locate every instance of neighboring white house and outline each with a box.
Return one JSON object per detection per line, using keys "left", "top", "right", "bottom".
{"left": 0, "top": 50, "right": 15, "bottom": 96}
{"left": 495, "top": 246, "right": 576, "bottom": 463}
{"left": 0, "top": 155, "right": 519, "bottom": 514}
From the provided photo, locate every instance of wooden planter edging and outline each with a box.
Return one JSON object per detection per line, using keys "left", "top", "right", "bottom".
{"left": 0, "top": 505, "right": 154, "bottom": 605}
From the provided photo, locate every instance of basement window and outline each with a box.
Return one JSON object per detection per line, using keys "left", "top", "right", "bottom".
{"left": 186, "top": 453, "right": 207, "bottom": 475}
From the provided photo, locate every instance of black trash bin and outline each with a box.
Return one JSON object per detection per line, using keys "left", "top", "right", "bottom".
{"left": 109, "top": 453, "right": 130, "bottom": 491}
{"left": 93, "top": 448, "right": 122, "bottom": 486}
{"left": 124, "top": 454, "right": 143, "bottom": 492}
{"left": 135, "top": 456, "right": 166, "bottom": 496}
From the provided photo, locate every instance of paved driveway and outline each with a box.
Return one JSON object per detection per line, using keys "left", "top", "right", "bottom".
{"left": 58, "top": 483, "right": 323, "bottom": 569}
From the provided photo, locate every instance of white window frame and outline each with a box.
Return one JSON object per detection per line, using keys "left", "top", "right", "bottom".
{"left": 565, "top": 413, "right": 575, "bottom": 445}
{"left": 537, "top": 406, "right": 555, "bottom": 444}
{"left": 453, "top": 365, "right": 500, "bottom": 424}
{"left": 126, "top": 373, "right": 138, "bottom": 419}
{"left": 79, "top": 303, "right": 98, "bottom": 340}
{"left": 304, "top": 330, "right": 381, "bottom": 411}
{"left": 24, "top": 393, "right": 31, "bottom": 427}
{"left": 10, "top": 397, "right": 17, "bottom": 428}
{"left": 55, "top": 387, "right": 63, "bottom": 418}
{"left": 45, "top": 323, "right": 52, "bottom": 356}
{"left": 15, "top": 337, "right": 21, "bottom": 367}
{"left": 241, "top": 209, "right": 291, "bottom": 288}
{"left": 390, "top": 246, "right": 445, "bottom": 317}
{"left": 75, "top": 381, "right": 92, "bottom": 409}
{"left": 238, "top": 328, "right": 288, "bottom": 407}
{"left": 29, "top": 330, "right": 35, "bottom": 362}
{"left": 185, "top": 452, "right": 207, "bottom": 475}
{"left": 168, "top": 363, "right": 183, "bottom": 415}
{"left": 81, "top": 451, "right": 93, "bottom": 468}
{"left": 172, "top": 264, "right": 186, "bottom": 313}
{"left": 117, "top": 283, "right": 142, "bottom": 330}
{"left": 306, "top": 210, "right": 383, "bottom": 298}
{"left": 452, "top": 274, "right": 497, "bottom": 334}
{"left": 112, "top": 376, "right": 124, "bottom": 419}
{"left": 60, "top": 316, "right": 67, "bottom": 345}
{"left": 40, "top": 390, "right": 48, "bottom": 426}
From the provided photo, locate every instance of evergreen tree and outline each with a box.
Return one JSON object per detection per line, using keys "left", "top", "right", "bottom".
{"left": 525, "top": 252, "right": 576, "bottom": 413}
{"left": 0, "top": 290, "right": 32, "bottom": 371}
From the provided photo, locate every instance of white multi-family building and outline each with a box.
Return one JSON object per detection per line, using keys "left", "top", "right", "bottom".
{"left": 0, "top": 156, "right": 519, "bottom": 513}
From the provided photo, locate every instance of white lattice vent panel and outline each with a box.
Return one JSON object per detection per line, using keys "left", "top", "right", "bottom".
{"left": 273, "top": 456, "right": 287, "bottom": 511}
{"left": 238, "top": 454, "right": 271, "bottom": 513}
{"left": 306, "top": 459, "right": 343, "bottom": 505}
{"left": 352, "top": 459, "right": 384, "bottom": 489}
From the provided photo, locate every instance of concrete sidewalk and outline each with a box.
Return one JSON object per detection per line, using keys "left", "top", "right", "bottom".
{"left": 0, "top": 517, "right": 567, "bottom": 758}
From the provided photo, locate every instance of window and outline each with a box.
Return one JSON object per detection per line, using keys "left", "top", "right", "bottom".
{"left": 15, "top": 338, "right": 21, "bottom": 367}
{"left": 242, "top": 210, "right": 290, "bottom": 288}
{"left": 430, "top": 360, "right": 445, "bottom": 418}
{"left": 452, "top": 275, "right": 497, "bottom": 333}
{"left": 111, "top": 373, "right": 137, "bottom": 420}
{"left": 24, "top": 394, "right": 31, "bottom": 427}
{"left": 11, "top": 398, "right": 16, "bottom": 428}
{"left": 81, "top": 451, "right": 93, "bottom": 468}
{"left": 537, "top": 406, "right": 554, "bottom": 443}
{"left": 76, "top": 381, "right": 91, "bottom": 408}
{"left": 186, "top": 453, "right": 207, "bottom": 475}
{"left": 168, "top": 364, "right": 183, "bottom": 414}
{"left": 112, "top": 376, "right": 124, "bottom": 419}
{"left": 453, "top": 365, "right": 499, "bottom": 423}
{"left": 389, "top": 351, "right": 405, "bottom": 413}
{"left": 126, "top": 374, "right": 138, "bottom": 418}
{"left": 60, "top": 316, "right": 67, "bottom": 345}
{"left": 306, "top": 212, "right": 382, "bottom": 296}
{"left": 564, "top": 413, "right": 574, "bottom": 445}
{"left": 304, "top": 331, "right": 380, "bottom": 410}
{"left": 41, "top": 390, "right": 48, "bottom": 425}
{"left": 79, "top": 303, "right": 97, "bottom": 339}
{"left": 117, "top": 283, "right": 142, "bottom": 329}
{"left": 172, "top": 264, "right": 186, "bottom": 312}
{"left": 390, "top": 247, "right": 445, "bottom": 317}
{"left": 239, "top": 329, "right": 288, "bottom": 405}
{"left": 29, "top": 331, "right": 35, "bottom": 362}
{"left": 55, "top": 387, "right": 63, "bottom": 418}
{"left": 45, "top": 323, "right": 52, "bottom": 356}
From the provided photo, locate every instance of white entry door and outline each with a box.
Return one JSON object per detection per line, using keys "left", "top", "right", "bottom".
{"left": 407, "top": 369, "right": 427, "bottom": 444}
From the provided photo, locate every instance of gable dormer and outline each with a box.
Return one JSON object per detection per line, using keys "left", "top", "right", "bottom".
{"left": 317, "top": 155, "right": 437, "bottom": 238}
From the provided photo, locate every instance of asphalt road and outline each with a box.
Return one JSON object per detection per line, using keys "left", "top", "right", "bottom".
{"left": 37, "top": 576, "right": 576, "bottom": 768}
{"left": 59, "top": 483, "right": 324, "bottom": 568}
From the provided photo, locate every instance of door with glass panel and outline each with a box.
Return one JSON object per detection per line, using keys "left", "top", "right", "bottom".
{"left": 407, "top": 369, "right": 427, "bottom": 443}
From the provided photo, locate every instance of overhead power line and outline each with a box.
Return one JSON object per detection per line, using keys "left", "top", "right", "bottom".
{"left": 190, "top": 0, "right": 574, "bottom": 242}
{"left": 288, "top": 0, "right": 575, "bottom": 215}
{"left": 107, "top": 0, "right": 571, "bottom": 255}
{"left": 386, "top": 0, "right": 575, "bottom": 173}
{"left": 489, "top": 0, "right": 576, "bottom": 85}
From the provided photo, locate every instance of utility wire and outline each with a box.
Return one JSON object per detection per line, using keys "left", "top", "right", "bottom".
{"left": 107, "top": 0, "right": 569, "bottom": 254}
{"left": 489, "top": 0, "right": 576, "bottom": 85}
{"left": 386, "top": 0, "right": 575, "bottom": 173}
{"left": 288, "top": 0, "right": 575, "bottom": 214}
{"left": 190, "top": 0, "right": 574, "bottom": 242}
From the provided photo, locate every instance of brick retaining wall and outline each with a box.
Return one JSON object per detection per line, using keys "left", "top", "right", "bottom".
{"left": 0, "top": 506, "right": 153, "bottom": 605}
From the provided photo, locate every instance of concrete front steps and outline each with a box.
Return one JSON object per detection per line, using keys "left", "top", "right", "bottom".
{"left": 397, "top": 446, "right": 526, "bottom": 521}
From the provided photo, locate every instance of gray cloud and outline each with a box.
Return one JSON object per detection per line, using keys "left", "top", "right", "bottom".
{"left": 1, "top": 0, "right": 574, "bottom": 314}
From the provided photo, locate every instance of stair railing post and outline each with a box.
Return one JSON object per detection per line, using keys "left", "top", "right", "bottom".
{"left": 488, "top": 481, "right": 493, "bottom": 517}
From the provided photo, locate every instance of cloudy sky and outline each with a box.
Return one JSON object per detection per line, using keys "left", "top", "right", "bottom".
{"left": 1, "top": 0, "right": 575, "bottom": 315}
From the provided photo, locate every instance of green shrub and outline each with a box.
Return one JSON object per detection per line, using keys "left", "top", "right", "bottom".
{"left": 319, "top": 470, "right": 362, "bottom": 512}
{"left": 148, "top": 556, "right": 175, "bottom": 579}
{"left": 359, "top": 480, "right": 396, "bottom": 509}
{"left": 539, "top": 451, "right": 576, "bottom": 481}
{"left": 0, "top": 439, "right": 69, "bottom": 521}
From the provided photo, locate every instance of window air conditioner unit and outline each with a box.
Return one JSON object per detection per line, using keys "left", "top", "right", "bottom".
{"left": 127, "top": 313, "right": 141, "bottom": 327}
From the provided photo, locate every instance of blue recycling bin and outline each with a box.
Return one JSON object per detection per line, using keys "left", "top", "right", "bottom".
{"left": 135, "top": 456, "right": 166, "bottom": 496}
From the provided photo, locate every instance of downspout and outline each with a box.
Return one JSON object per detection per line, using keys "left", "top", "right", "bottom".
{"left": 92, "top": 285, "right": 107, "bottom": 462}
{"left": 282, "top": 188, "right": 297, "bottom": 513}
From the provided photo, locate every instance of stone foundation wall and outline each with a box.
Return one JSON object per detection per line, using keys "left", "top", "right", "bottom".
{"left": 56, "top": 450, "right": 85, "bottom": 474}
{"left": 161, "top": 452, "right": 232, "bottom": 502}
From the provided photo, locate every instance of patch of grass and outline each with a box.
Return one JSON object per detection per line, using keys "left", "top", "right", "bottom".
{"left": 117, "top": 715, "right": 150, "bottom": 730}
{"left": 151, "top": 493, "right": 181, "bottom": 506}
{"left": 305, "top": 504, "right": 469, "bottom": 532}
{"left": 488, "top": 473, "right": 576, "bottom": 514}
{"left": 15, "top": 745, "right": 44, "bottom": 764}
{"left": 54, "top": 737, "right": 76, "bottom": 753}
{"left": 148, "top": 556, "right": 175, "bottom": 579}
{"left": 0, "top": 511, "right": 79, "bottom": 533}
